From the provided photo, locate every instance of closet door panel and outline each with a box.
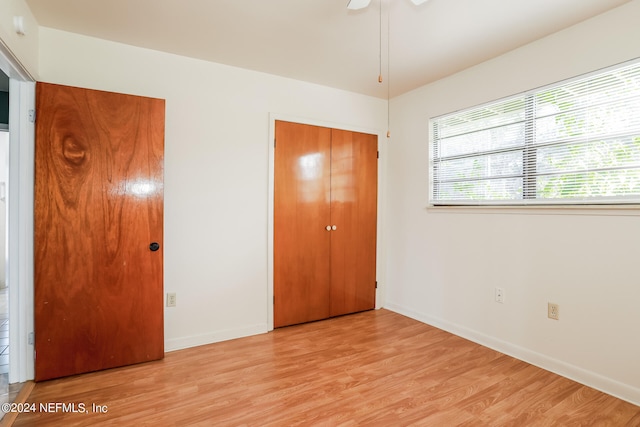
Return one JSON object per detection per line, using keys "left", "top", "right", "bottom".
{"left": 329, "top": 129, "right": 377, "bottom": 317}
{"left": 274, "top": 121, "right": 332, "bottom": 327}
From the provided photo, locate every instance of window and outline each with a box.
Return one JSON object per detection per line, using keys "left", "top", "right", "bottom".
{"left": 430, "top": 60, "right": 640, "bottom": 206}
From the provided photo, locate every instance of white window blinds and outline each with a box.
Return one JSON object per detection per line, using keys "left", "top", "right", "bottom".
{"left": 430, "top": 60, "right": 640, "bottom": 205}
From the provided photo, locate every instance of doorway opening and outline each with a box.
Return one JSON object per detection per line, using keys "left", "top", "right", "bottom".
{"left": 0, "top": 67, "right": 19, "bottom": 407}
{"left": 0, "top": 40, "right": 37, "bottom": 408}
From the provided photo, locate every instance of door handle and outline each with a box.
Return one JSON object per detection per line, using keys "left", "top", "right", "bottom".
{"left": 149, "top": 242, "right": 160, "bottom": 252}
{"left": 332, "top": 225, "right": 337, "bottom": 230}
{"left": 325, "top": 226, "right": 331, "bottom": 231}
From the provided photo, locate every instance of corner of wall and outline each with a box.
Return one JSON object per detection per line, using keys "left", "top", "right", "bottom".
{"left": 0, "top": 0, "right": 39, "bottom": 80}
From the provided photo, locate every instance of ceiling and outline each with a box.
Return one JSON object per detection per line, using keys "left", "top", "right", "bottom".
{"left": 25, "top": 0, "right": 631, "bottom": 99}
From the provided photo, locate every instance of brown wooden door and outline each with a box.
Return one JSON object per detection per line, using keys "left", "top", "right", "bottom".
{"left": 329, "top": 129, "right": 377, "bottom": 317}
{"left": 34, "top": 82, "right": 165, "bottom": 381}
{"left": 274, "top": 121, "right": 377, "bottom": 328}
{"left": 274, "top": 121, "right": 332, "bottom": 328}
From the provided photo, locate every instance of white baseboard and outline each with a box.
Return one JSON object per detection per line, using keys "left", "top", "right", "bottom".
{"left": 165, "top": 323, "right": 269, "bottom": 352}
{"left": 384, "top": 302, "right": 640, "bottom": 407}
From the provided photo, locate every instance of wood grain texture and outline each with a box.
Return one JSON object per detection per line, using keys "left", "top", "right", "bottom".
{"left": 34, "top": 82, "right": 165, "bottom": 381}
{"left": 0, "top": 381, "right": 35, "bottom": 427}
{"left": 329, "top": 129, "right": 377, "bottom": 317}
{"left": 274, "top": 121, "right": 378, "bottom": 327}
{"left": 274, "top": 121, "right": 332, "bottom": 328}
{"left": 14, "top": 309, "right": 640, "bottom": 426}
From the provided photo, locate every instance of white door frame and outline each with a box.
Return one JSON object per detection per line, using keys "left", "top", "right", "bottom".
{"left": 267, "top": 113, "right": 387, "bottom": 331}
{"left": 0, "top": 39, "right": 35, "bottom": 383}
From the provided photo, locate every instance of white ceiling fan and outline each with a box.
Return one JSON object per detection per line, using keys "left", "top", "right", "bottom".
{"left": 347, "top": 0, "right": 429, "bottom": 10}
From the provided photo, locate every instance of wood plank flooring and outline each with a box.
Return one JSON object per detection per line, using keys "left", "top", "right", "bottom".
{"left": 13, "top": 309, "right": 640, "bottom": 426}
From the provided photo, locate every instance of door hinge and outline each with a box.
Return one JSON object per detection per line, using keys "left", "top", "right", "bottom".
{"left": 274, "top": 138, "right": 276, "bottom": 148}
{"left": 273, "top": 295, "right": 275, "bottom": 304}
{"left": 375, "top": 281, "right": 378, "bottom": 289}
{"left": 28, "top": 332, "right": 34, "bottom": 345}
{"left": 377, "top": 151, "right": 379, "bottom": 159}
{"left": 29, "top": 109, "right": 36, "bottom": 123}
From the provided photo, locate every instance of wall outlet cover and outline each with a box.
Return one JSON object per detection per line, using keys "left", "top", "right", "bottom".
{"left": 548, "top": 302, "right": 559, "bottom": 320}
{"left": 167, "top": 293, "right": 177, "bottom": 307}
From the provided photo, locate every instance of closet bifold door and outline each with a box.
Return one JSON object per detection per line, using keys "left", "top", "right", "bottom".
{"left": 274, "top": 121, "right": 332, "bottom": 328}
{"left": 274, "top": 121, "right": 377, "bottom": 328}
{"left": 329, "top": 129, "right": 377, "bottom": 317}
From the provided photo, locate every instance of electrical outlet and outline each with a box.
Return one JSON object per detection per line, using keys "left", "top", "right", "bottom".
{"left": 495, "top": 287, "right": 505, "bottom": 304}
{"left": 548, "top": 303, "right": 559, "bottom": 320}
{"left": 166, "top": 293, "right": 177, "bottom": 307}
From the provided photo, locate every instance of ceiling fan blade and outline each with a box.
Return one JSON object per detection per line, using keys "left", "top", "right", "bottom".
{"left": 347, "top": 0, "right": 371, "bottom": 10}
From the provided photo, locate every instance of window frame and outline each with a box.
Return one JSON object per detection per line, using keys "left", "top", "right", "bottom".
{"left": 428, "top": 58, "right": 640, "bottom": 208}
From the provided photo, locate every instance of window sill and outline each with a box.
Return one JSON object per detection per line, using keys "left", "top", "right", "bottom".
{"left": 426, "top": 204, "right": 640, "bottom": 216}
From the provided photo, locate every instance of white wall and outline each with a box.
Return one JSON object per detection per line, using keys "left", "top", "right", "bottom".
{"left": 38, "top": 27, "right": 387, "bottom": 351}
{"left": 386, "top": 0, "right": 640, "bottom": 405}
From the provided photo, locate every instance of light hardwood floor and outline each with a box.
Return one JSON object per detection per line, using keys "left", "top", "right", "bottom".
{"left": 13, "top": 309, "right": 640, "bottom": 426}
